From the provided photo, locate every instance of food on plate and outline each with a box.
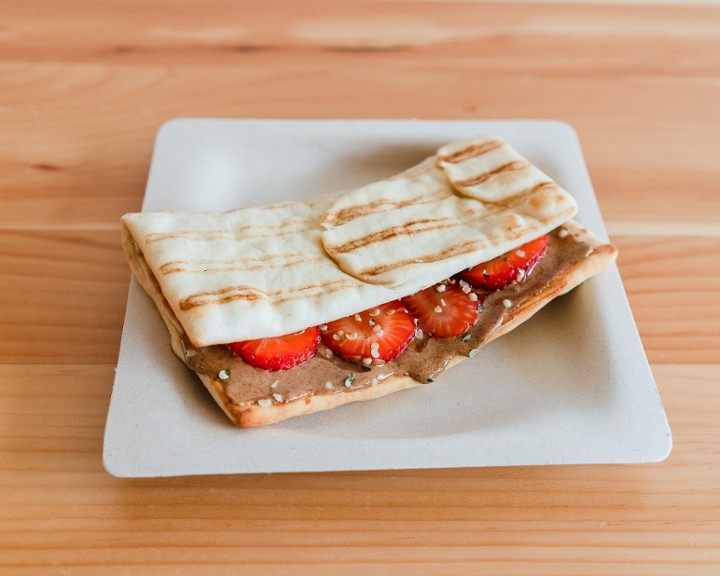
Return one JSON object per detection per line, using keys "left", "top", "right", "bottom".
{"left": 121, "top": 134, "right": 618, "bottom": 427}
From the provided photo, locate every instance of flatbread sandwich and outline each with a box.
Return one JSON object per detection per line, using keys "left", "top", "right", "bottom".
{"left": 121, "top": 134, "right": 618, "bottom": 427}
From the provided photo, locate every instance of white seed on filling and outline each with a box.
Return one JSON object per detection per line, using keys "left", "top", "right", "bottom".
{"left": 325, "top": 381, "right": 334, "bottom": 390}
{"left": 370, "top": 349, "right": 380, "bottom": 359}
{"left": 502, "top": 298, "right": 512, "bottom": 308}
{"left": 469, "top": 348, "right": 480, "bottom": 358}
{"left": 333, "top": 333, "right": 342, "bottom": 341}
{"left": 440, "top": 298, "right": 447, "bottom": 307}
{"left": 270, "top": 380, "right": 279, "bottom": 389}
{"left": 415, "top": 328, "right": 424, "bottom": 340}
{"left": 362, "top": 357, "right": 373, "bottom": 365}
{"left": 344, "top": 376, "right": 354, "bottom": 388}
{"left": 370, "top": 342, "right": 380, "bottom": 350}
{"left": 372, "top": 324, "right": 382, "bottom": 333}
{"left": 434, "top": 305, "right": 443, "bottom": 313}
{"left": 346, "top": 332, "right": 358, "bottom": 340}
{"left": 369, "top": 308, "right": 381, "bottom": 317}
{"left": 516, "top": 249, "right": 525, "bottom": 257}
{"left": 217, "top": 369, "right": 230, "bottom": 381}
{"left": 272, "top": 392, "right": 283, "bottom": 402}
{"left": 559, "top": 228, "right": 569, "bottom": 238}
{"left": 355, "top": 313, "right": 362, "bottom": 322}
{"left": 257, "top": 398, "right": 272, "bottom": 407}
{"left": 320, "top": 324, "right": 328, "bottom": 331}
{"left": 435, "top": 283, "right": 446, "bottom": 293}
{"left": 375, "top": 329, "right": 384, "bottom": 337}
{"left": 386, "top": 308, "right": 396, "bottom": 316}
{"left": 468, "top": 292, "right": 478, "bottom": 301}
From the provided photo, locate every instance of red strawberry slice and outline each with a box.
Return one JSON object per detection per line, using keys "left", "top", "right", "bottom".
{"left": 460, "top": 234, "right": 549, "bottom": 291}
{"left": 401, "top": 282, "right": 479, "bottom": 339}
{"left": 321, "top": 301, "right": 415, "bottom": 365}
{"left": 228, "top": 326, "right": 320, "bottom": 371}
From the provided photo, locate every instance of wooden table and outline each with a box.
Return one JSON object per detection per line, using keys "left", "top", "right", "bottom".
{"left": 2, "top": 1, "right": 719, "bottom": 573}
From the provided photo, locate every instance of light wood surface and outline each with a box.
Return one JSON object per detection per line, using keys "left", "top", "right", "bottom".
{"left": 2, "top": 1, "right": 719, "bottom": 574}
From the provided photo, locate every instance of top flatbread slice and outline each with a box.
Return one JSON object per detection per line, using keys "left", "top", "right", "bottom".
{"left": 320, "top": 137, "right": 575, "bottom": 287}
{"left": 121, "top": 134, "right": 577, "bottom": 347}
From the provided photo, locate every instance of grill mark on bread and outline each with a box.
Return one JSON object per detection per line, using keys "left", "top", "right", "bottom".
{"left": 181, "top": 285, "right": 267, "bottom": 310}
{"left": 324, "top": 200, "right": 522, "bottom": 255}
{"left": 438, "top": 139, "right": 503, "bottom": 164}
{"left": 144, "top": 222, "right": 307, "bottom": 244}
{"left": 160, "top": 254, "right": 325, "bottom": 275}
{"left": 272, "top": 279, "right": 357, "bottom": 305}
{"left": 357, "top": 238, "right": 486, "bottom": 278}
{"left": 325, "top": 192, "right": 446, "bottom": 227}
{"left": 455, "top": 160, "right": 531, "bottom": 188}
{"left": 180, "top": 279, "right": 357, "bottom": 310}
{"left": 326, "top": 216, "right": 463, "bottom": 254}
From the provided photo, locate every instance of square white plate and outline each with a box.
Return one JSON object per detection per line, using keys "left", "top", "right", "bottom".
{"left": 104, "top": 119, "right": 671, "bottom": 477}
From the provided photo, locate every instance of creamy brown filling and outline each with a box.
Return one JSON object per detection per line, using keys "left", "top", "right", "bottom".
{"left": 182, "top": 228, "right": 593, "bottom": 409}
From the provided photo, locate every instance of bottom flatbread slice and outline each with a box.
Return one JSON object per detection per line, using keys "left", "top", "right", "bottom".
{"left": 123, "top": 220, "right": 617, "bottom": 427}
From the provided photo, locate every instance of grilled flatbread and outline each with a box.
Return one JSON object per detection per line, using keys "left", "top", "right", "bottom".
{"left": 121, "top": 135, "right": 617, "bottom": 427}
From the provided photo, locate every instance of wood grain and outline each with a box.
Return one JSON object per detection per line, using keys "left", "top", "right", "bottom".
{"left": 614, "top": 235, "right": 720, "bottom": 364}
{"left": 1, "top": 0, "right": 719, "bottom": 574}
{"left": 0, "top": 230, "right": 128, "bottom": 364}
{"left": 2, "top": 2, "right": 720, "bottom": 227}
{"left": 1, "top": 364, "right": 718, "bottom": 575}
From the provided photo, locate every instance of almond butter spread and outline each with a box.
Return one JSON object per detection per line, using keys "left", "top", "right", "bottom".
{"left": 182, "top": 228, "right": 595, "bottom": 410}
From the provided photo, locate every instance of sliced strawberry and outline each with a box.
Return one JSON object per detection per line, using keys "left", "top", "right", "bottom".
{"left": 321, "top": 301, "right": 415, "bottom": 365}
{"left": 228, "top": 326, "right": 320, "bottom": 371}
{"left": 460, "top": 234, "right": 549, "bottom": 291}
{"left": 401, "top": 282, "right": 479, "bottom": 339}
